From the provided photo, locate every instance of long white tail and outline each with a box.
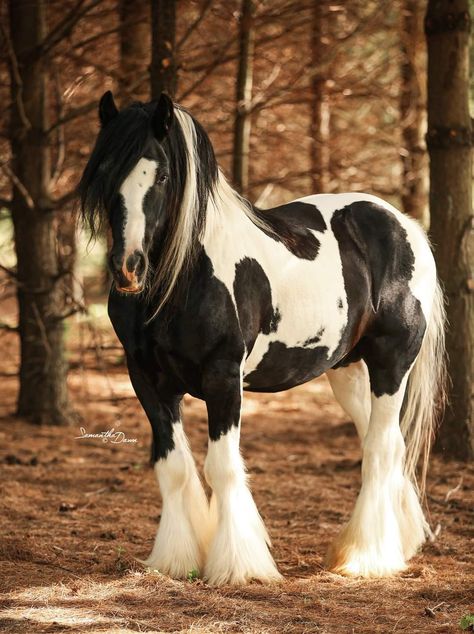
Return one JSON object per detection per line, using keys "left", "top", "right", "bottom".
{"left": 401, "top": 278, "right": 447, "bottom": 496}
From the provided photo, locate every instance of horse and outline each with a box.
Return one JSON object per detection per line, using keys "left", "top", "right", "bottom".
{"left": 78, "top": 91, "right": 446, "bottom": 586}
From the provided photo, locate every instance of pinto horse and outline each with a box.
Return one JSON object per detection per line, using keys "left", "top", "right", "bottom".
{"left": 79, "top": 92, "right": 446, "bottom": 586}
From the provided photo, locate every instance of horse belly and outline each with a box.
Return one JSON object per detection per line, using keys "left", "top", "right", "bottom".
{"left": 243, "top": 337, "right": 333, "bottom": 392}
{"left": 243, "top": 282, "right": 348, "bottom": 392}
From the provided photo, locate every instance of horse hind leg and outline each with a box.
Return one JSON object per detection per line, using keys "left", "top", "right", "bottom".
{"left": 326, "top": 321, "right": 429, "bottom": 576}
{"left": 326, "top": 360, "right": 371, "bottom": 442}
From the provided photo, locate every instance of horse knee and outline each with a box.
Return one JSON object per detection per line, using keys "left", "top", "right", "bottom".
{"left": 204, "top": 432, "right": 245, "bottom": 493}
{"left": 155, "top": 450, "right": 189, "bottom": 494}
{"left": 155, "top": 424, "right": 193, "bottom": 495}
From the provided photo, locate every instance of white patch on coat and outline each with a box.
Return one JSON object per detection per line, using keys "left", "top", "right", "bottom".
{"left": 203, "top": 425, "right": 282, "bottom": 585}
{"left": 144, "top": 422, "right": 212, "bottom": 578}
{"left": 119, "top": 157, "right": 157, "bottom": 255}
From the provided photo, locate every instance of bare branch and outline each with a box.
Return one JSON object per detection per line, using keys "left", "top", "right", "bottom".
{"left": 46, "top": 101, "right": 97, "bottom": 135}
{"left": 50, "top": 71, "right": 66, "bottom": 186}
{"left": 45, "top": 54, "right": 148, "bottom": 135}
{"left": 0, "top": 162, "right": 34, "bottom": 210}
{"left": 52, "top": 189, "right": 78, "bottom": 209}
{"left": 72, "top": 25, "right": 124, "bottom": 51}
{"left": 178, "top": 41, "right": 235, "bottom": 101}
{"left": 176, "top": 0, "right": 213, "bottom": 51}
{"left": 0, "top": 22, "right": 31, "bottom": 132}
{"left": 36, "top": 0, "right": 103, "bottom": 58}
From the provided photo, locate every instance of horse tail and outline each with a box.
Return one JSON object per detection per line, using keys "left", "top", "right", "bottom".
{"left": 401, "top": 276, "right": 447, "bottom": 497}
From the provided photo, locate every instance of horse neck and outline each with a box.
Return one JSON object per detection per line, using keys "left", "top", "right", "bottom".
{"left": 201, "top": 176, "right": 265, "bottom": 257}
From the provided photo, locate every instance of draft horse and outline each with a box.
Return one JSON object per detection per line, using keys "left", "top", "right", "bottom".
{"left": 79, "top": 92, "right": 446, "bottom": 586}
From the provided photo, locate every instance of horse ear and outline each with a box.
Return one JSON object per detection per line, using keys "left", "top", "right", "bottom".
{"left": 99, "top": 91, "right": 118, "bottom": 127}
{"left": 152, "top": 93, "right": 174, "bottom": 141}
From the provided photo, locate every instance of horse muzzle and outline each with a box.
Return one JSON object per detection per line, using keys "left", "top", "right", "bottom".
{"left": 111, "top": 250, "right": 147, "bottom": 294}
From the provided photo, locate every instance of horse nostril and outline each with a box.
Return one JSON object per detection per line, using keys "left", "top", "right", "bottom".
{"left": 126, "top": 250, "right": 146, "bottom": 275}
{"left": 126, "top": 253, "right": 137, "bottom": 273}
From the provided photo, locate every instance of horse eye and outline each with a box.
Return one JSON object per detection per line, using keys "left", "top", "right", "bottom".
{"left": 157, "top": 173, "right": 168, "bottom": 185}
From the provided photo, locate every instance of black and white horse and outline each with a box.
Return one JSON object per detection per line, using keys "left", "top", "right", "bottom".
{"left": 79, "top": 92, "right": 446, "bottom": 586}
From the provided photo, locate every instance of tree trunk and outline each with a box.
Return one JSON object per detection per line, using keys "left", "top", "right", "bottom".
{"left": 232, "top": 0, "right": 255, "bottom": 197}
{"left": 400, "top": 0, "right": 428, "bottom": 225}
{"left": 310, "top": 0, "right": 330, "bottom": 193}
{"left": 9, "top": 0, "right": 70, "bottom": 425}
{"left": 119, "top": 0, "right": 151, "bottom": 103}
{"left": 426, "top": 0, "right": 473, "bottom": 459}
{"left": 150, "top": 0, "right": 177, "bottom": 99}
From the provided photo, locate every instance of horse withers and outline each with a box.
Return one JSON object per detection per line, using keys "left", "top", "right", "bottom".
{"left": 78, "top": 91, "right": 446, "bottom": 586}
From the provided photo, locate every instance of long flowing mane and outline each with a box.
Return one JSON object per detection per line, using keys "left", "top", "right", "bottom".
{"left": 78, "top": 100, "right": 270, "bottom": 315}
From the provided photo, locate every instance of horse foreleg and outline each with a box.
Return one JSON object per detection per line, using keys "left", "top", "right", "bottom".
{"left": 128, "top": 363, "right": 211, "bottom": 578}
{"left": 202, "top": 361, "right": 282, "bottom": 586}
{"left": 146, "top": 422, "right": 211, "bottom": 578}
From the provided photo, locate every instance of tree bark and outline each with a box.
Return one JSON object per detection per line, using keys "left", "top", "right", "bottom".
{"left": 9, "top": 0, "right": 70, "bottom": 425}
{"left": 310, "top": 0, "right": 330, "bottom": 193}
{"left": 400, "top": 0, "right": 428, "bottom": 225}
{"left": 119, "top": 0, "right": 151, "bottom": 104}
{"left": 150, "top": 0, "right": 177, "bottom": 99}
{"left": 232, "top": 0, "right": 255, "bottom": 197}
{"left": 426, "top": 0, "right": 473, "bottom": 459}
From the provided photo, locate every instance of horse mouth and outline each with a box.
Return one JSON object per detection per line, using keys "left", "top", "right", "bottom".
{"left": 115, "top": 283, "right": 143, "bottom": 294}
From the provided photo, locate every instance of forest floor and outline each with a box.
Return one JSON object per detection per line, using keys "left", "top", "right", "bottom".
{"left": 0, "top": 312, "right": 472, "bottom": 634}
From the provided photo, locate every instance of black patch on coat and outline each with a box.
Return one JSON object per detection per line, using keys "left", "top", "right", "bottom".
{"left": 244, "top": 341, "right": 331, "bottom": 392}
{"left": 253, "top": 201, "right": 327, "bottom": 260}
{"left": 269, "top": 308, "right": 281, "bottom": 333}
{"left": 302, "top": 327, "right": 325, "bottom": 347}
{"left": 233, "top": 257, "right": 281, "bottom": 352}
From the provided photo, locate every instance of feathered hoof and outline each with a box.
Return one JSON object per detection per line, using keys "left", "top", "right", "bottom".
{"left": 204, "top": 558, "right": 283, "bottom": 586}
{"left": 325, "top": 538, "right": 407, "bottom": 578}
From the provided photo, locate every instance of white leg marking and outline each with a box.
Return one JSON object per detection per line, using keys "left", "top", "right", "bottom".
{"left": 326, "top": 376, "right": 426, "bottom": 577}
{"left": 145, "top": 423, "right": 212, "bottom": 578}
{"left": 326, "top": 361, "right": 371, "bottom": 441}
{"left": 327, "top": 363, "right": 429, "bottom": 568}
{"left": 204, "top": 426, "right": 282, "bottom": 585}
{"left": 398, "top": 474, "right": 430, "bottom": 560}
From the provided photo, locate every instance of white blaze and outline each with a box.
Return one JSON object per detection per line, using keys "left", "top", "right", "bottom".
{"left": 119, "top": 157, "right": 157, "bottom": 254}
